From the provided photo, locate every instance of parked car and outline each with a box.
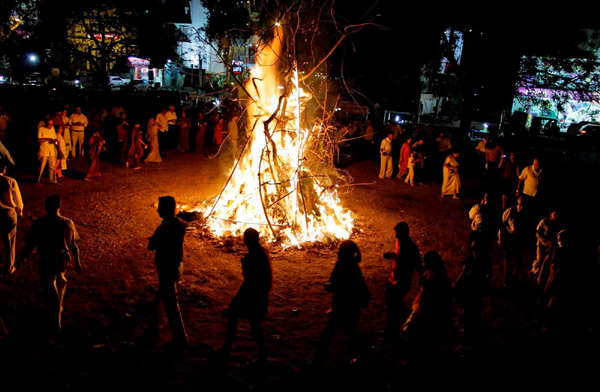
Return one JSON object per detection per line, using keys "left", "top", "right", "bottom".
{"left": 566, "top": 121, "right": 600, "bottom": 136}
{"left": 108, "top": 75, "right": 125, "bottom": 88}
{"left": 125, "top": 79, "right": 153, "bottom": 92}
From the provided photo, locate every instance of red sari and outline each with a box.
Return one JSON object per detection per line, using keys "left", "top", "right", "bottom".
{"left": 86, "top": 133, "right": 105, "bottom": 179}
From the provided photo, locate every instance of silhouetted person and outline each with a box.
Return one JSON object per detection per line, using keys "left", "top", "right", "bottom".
{"left": 148, "top": 196, "right": 188, "bottom": 350}
{"left": 540, "top": 230, "right": 579, "bottom": 337}
{"left": 454, "top": 240, "right": 487, "bottom": 348}
{"left": 384, "top": 221, "right": 424, "bottom": 341}
{"left": 530, "top": 208, "right": 562, "bottom": 288}
{"left": 17, "top": 195, "right": 81, "bottom": 335}
{"left": 402, "top": 251, "right": 452, "bottom": 349}
{"left": 468, "top": 193, "right": 496, "bottom": 281}
{"left": 219, "top": 228, "right": 272, "bottom": 364}
{"left": 311, "top": 240, "right": 370, "bottom": 368}
{"left": 499, "top": 196, "right": 527, "bottom": 287}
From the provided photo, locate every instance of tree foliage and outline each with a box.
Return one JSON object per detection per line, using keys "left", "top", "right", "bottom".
{"left": 516, "top": 30, "right": 600, "bottom": 113}
{"left": 199, "top": 0, "right": 253, "bottom": 44}
{"left": 0, "top": 0, "right": 38, "bottom": 70}
{"left": 65, "top": 4, "right": 137, "bottom": 73}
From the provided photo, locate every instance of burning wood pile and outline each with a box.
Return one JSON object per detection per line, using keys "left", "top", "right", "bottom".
{"left": 190, "top": 26, "right": 353, "bottom": 247}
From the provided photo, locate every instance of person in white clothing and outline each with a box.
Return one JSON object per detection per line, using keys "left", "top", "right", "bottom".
{"left": 0, "top": 162, "right": 23, "bottom": 276}
{"left": 379, "top": 131, "right": 393, "bottom": 179}
{"left": 37, "top": 119, "right": 58, "bottom": 184}
{"left": 69, "top": 107, "right": 88, "bottom": 158}
{"left": 155, "top": 108, "right": 170, "bottom": 154}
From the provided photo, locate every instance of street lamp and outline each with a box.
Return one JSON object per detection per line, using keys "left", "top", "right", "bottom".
{"left": 28, "top": 53, "right": 39, "bottom": 74}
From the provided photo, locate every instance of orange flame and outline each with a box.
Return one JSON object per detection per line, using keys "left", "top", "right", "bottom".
{"left": 198, "top": 26, "right": 353, "bottom": 247}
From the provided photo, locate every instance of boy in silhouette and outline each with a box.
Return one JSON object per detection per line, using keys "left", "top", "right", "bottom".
{"left": 219, "top": 228, "right": 272, "bottom": 365}
{"left": 311, "top": 240, "right": 370, "bottom": 368}
{"left": 148, "top": 196, "right": 188, "bottom": 350}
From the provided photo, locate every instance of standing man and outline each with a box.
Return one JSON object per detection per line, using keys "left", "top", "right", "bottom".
{"left": 155, "top": 107, "right": 169, "bottom": 155}
{"left": 379, "top": 130, "right": 393, "bottom": 179}
{"left": 69, "top": 107, "right": 88, "bottom": 158}
{"left": 37, "top": 119, "right": 58, "bottom": 184}
{"left": 148, "top": 196, "right": 188, "bottom": 350}
{"left": 0, "top": 161, "right": 23, "bottom": 276}
{"left": 517, "top": 158, "right": 541, "bottom": 205}
{"left": 17, "top": 195, "right": 81, "bottom": 335}
{"left": 517, "top": 157, "right": 542, "bottom": 227}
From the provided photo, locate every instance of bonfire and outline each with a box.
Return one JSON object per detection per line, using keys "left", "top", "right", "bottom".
{"left": 195, "top": 26, "right": 353, "bottom": 247}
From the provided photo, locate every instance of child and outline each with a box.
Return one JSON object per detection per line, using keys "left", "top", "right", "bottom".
{"left": 219, "top": 228, "right": 272, "bottom": 365}
{"left": 405, "top": 150, "right": 420, "bottom": 186}
{"left": 311, "top": 240, "right": 370, "bottom": 368}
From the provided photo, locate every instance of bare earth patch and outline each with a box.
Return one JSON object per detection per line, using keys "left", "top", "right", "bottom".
{"left": 0, "top": 151, "right": 597, "bottom": 391}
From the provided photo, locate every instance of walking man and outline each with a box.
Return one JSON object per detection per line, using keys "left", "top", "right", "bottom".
{"left": 0, "top": 161, "right": 23, "bottom": 276}
{"left": 17, "top": 195, "right": 81, "bottom": 335}
{"left": 148, "top": 196, "right": 188, "bottom": 350}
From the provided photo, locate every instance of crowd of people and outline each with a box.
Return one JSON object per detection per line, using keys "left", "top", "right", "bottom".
{"left": 0, "top": 102, "right": 597, "bottom": 377}
{"left": 0, "top": 102, "right": 243, "bottom": 185}
{"left": 334, "top": 118, "right": 597, "bottom": 357}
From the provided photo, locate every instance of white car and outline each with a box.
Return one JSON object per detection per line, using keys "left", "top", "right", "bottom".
{"left": 108, "top": 75, "right": 125, "bottom": 88}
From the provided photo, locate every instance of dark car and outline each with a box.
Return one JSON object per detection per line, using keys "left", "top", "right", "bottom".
{"left": 566, "top": 121, "right": 600, "bottom": 137}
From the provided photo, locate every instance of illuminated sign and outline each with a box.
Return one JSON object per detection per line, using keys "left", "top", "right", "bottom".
{"left": 127, "top": 56, "right": 150, "bottom": 67}
{"left": 231, "top": 61, "right": 244, "bottom": 75}
{"left": 87, "top": 33, "right": 120, "bottom": 41}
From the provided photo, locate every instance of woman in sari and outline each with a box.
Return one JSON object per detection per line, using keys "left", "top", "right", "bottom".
{"left": 145, "top": 118, "right": 161, "bottom": 163}
{"left": 441, "top": 151, "right": 461, "bottom": 199}
{"left": 85, "top": 129, "right": 105, "bottom": 180}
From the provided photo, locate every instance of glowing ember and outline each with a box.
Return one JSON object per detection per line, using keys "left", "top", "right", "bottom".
{"left": 195, "top": 26, "right": 353, "bottom": 247}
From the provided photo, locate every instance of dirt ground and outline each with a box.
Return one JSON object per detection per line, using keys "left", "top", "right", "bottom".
{"left": 0, "top": 150, "right": 598, "bottom": 391}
